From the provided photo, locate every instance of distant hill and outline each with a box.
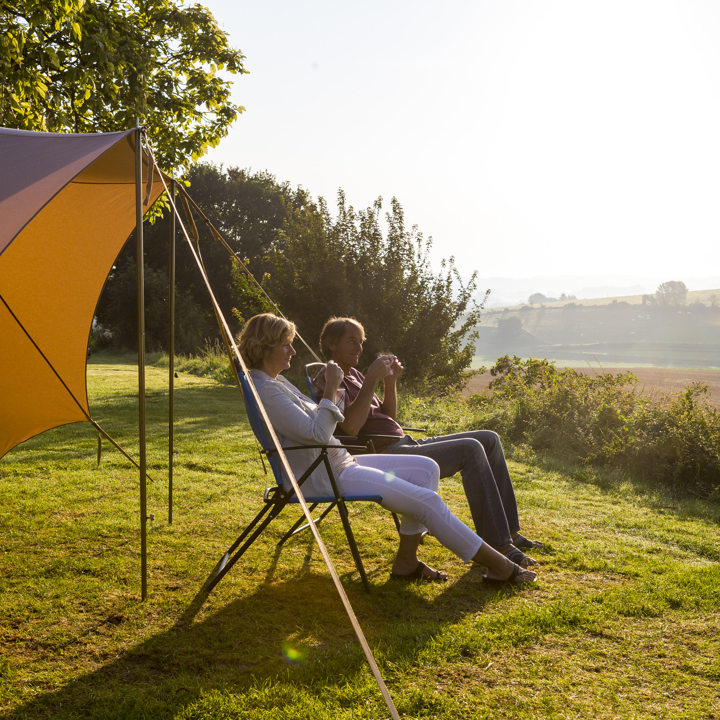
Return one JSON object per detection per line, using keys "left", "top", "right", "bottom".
{"left": 474, "top": 289, "right": 720, "bottom": 369}
{"left": 472, "top": 275, "right": 720, "bottom": 308}
{"left": 489, "top": 287, "right": 720, "bottom": 310}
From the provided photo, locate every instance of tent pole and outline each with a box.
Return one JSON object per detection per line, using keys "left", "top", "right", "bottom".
{"left": 135, "top": 119, "right": 148, "bottom": 601}
{"left": 168, "top": 179, "right": 176, "bottom": 525}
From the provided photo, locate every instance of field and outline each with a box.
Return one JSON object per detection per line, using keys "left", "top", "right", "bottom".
{"left": 1, "top": 358, "right": 720, "bottom": 719}
{"left": 472, "top": 292, "right": 720, "bottom": 370}
{"left": 464, "top": 366, "right": 720, "bottom": 410}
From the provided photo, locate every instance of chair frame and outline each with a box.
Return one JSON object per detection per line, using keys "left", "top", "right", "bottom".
{"left": 206, "top": 369, "right": 394, "bottom": 594}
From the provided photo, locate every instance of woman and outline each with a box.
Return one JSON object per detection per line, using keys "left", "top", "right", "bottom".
{"left": 237, "top": 313, "right": 536, "bottom": 584}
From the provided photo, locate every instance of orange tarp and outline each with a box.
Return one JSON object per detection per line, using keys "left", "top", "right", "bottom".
{"left": 0, "top": 128, "right": 165, "bottom": 458}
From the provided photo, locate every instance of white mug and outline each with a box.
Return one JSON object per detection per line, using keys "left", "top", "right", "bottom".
{"left": 335, "top": 387, "right": 346, "bottom": 412}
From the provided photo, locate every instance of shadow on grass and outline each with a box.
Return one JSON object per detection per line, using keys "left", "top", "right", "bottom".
{"left": 4, "top": 555, "right": 518, "bottom": 720}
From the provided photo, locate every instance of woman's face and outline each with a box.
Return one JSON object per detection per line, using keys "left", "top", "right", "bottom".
{"left": 263, "top": 338, "right": 296, "bottom": 377}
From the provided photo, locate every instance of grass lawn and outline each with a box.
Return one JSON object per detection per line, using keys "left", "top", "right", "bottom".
{"left": 1, "top": 356, "right": 719, "bottom": 719}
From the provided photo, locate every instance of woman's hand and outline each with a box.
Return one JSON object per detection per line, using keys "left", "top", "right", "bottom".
{"left": 322, "top": 360, "right": 345, "bottom": 401}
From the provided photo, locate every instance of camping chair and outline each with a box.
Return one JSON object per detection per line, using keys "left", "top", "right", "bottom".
{"left": 302, "top": 362, "right": 428, "bottom": 448}
{"left": 206, "top": 367, "right": 398, "bottom": 594}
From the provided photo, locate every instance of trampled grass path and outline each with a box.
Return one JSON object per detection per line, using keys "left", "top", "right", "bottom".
{"left": 0, "top": 357, "right": 718, "bottom": 719}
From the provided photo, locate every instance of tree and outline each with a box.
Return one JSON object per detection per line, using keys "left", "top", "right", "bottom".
{"left": 496, "top": 315, "right": 522, "bottom": 339}
{"left": 180, "top": 163, "right": 316, "bottom": 270}
{"left": 1, "top": 0, "right": 246, "bottom": 172}
{"left": 159, "top": 163, "right": 315, "bottom": 330}
{"left": 243, "top": 191, "right": 484, "bottom": 393}
{"left": 528, "top": 292, "right": 549, "bottom": 304}
{"left": 94, "top": 256, "right": 209, "bottom": 353}
{"left": 95, "top": 164, "right": 314, "bottom": 349}
{"left": 655, "top": 280, "right": 688, "bottom": 307}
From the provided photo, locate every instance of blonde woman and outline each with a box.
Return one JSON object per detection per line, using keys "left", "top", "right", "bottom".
{"left": 237, "top": 314, "right": 537, "bottom": 584}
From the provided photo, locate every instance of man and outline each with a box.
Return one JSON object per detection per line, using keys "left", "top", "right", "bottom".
{"left": 312, "top": 316, "right": 543, "bottom": 567}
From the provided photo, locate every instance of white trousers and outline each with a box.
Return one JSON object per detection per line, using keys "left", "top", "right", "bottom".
{"left": 338, "top": 454, "right": 483, "bottom": 563}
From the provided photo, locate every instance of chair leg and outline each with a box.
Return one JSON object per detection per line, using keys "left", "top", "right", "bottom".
{"left": 319, "top": 452, "right": 373, "bottom": 593}
{"left": 277, "top": 502, "right": 324, "bottom": 546}
{"left": 206, "top": 499, "right": 287, "bottom": 592}
{"left": 391, "top": 512, "right": 401, "bottom": 534}
{"left": 335, "top": 498, "right": 371, "bottom": 593}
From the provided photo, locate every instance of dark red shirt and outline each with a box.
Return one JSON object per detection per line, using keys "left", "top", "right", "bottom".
{"left": 313, "top": 367, "right": 403, "bottom": 452}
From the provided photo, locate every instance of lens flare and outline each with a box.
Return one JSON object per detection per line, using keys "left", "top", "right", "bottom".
{"left": 281, "top": 642, "right": 306, "bottom": 663}
{"left": 384, "top": 471, "right": 396, "bottom": 483}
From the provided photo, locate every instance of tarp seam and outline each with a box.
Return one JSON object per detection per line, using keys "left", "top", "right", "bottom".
{"left": 0, "top": 291, "right": 91, "bottom": 421}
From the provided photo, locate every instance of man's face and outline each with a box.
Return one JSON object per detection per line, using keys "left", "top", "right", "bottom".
{"left": 329, "top": 323, "right": 364, "bottom": 370}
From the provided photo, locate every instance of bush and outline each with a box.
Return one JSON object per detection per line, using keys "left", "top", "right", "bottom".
{"left": 96, "top": 258, "right": 212, "bottom": 353}
{"left": 464, "top": 356, "right": 720, "bottom": 498}
{"left": 154, "top": 339, "right": 235, "bottom": 383}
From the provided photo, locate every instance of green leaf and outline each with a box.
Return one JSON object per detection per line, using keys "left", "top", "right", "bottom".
{"left": 1, "top": 0, "right": 246, "bottom": 174}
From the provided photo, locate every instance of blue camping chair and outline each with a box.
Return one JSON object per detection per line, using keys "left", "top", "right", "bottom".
{"left": 206, "top": 366, "right": 394, "bottom": 593}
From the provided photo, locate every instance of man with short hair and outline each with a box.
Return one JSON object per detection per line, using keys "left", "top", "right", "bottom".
{"left": 313, "top": 316, "right": 543, "bottom": 566}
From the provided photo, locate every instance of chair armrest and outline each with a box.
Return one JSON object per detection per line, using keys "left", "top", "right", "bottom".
{"left": 266, "top": 444, "right": 368, "bottom": 453}
{"left": 335, "top": 430, "right": 428, "bottom": 455}
{"left": 335, "top": 434, "right": 397, "bottom": 455}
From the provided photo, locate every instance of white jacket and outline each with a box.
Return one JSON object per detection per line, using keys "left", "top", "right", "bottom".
{"left": 248, "top": 369, "right": 354, "bottom": 497}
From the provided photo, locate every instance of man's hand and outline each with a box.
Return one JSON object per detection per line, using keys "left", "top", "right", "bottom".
{"left": 377, "top": 355, "right": 402, "bottom": 420}
{"left": 386, "top": 355, "right": 404, "bottom": 382}
{"left": 364, "top": 355, "right": 394, "bottom": 386}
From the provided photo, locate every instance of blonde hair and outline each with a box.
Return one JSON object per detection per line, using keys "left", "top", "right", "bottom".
{"left": 319, "top": 317, "right": 365, "bottom": 360}
{"left": 237, "top": 313, "right": 296, "bottom": 369}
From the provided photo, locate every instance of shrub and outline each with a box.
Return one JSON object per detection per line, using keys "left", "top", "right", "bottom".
{"left": 465, "top": 356, "right": 720, "bottom": 498}
{"left": 96, "top": 259, "right": 212, "bottom": 353}
{"left": 154, "top": 339, "right": 235, "bottom": 384}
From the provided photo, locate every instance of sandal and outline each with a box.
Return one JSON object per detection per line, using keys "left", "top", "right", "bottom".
{"left": 502, "top": 545, "right": 538, "bottom": 567}
{"left": 512, "top": 532, "right": 544, "bottom": 549}
{"left": 390, "top": 561, "right": 448, "bottom": 583}
{"left": 483, "top": 562, "right": 537, "bottom": 584}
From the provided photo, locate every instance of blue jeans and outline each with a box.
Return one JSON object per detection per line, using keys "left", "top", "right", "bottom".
{"left": 383, "top": 430, "right": 520, "bottom": 549}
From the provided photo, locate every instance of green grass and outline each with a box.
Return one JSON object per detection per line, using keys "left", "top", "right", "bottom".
{"left": 1, "top": 358, "right": 719, "bottom": 719}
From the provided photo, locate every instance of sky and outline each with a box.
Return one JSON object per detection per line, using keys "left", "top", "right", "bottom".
{"left": 199, "top": 0, "right": 720, "bottom": 287}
